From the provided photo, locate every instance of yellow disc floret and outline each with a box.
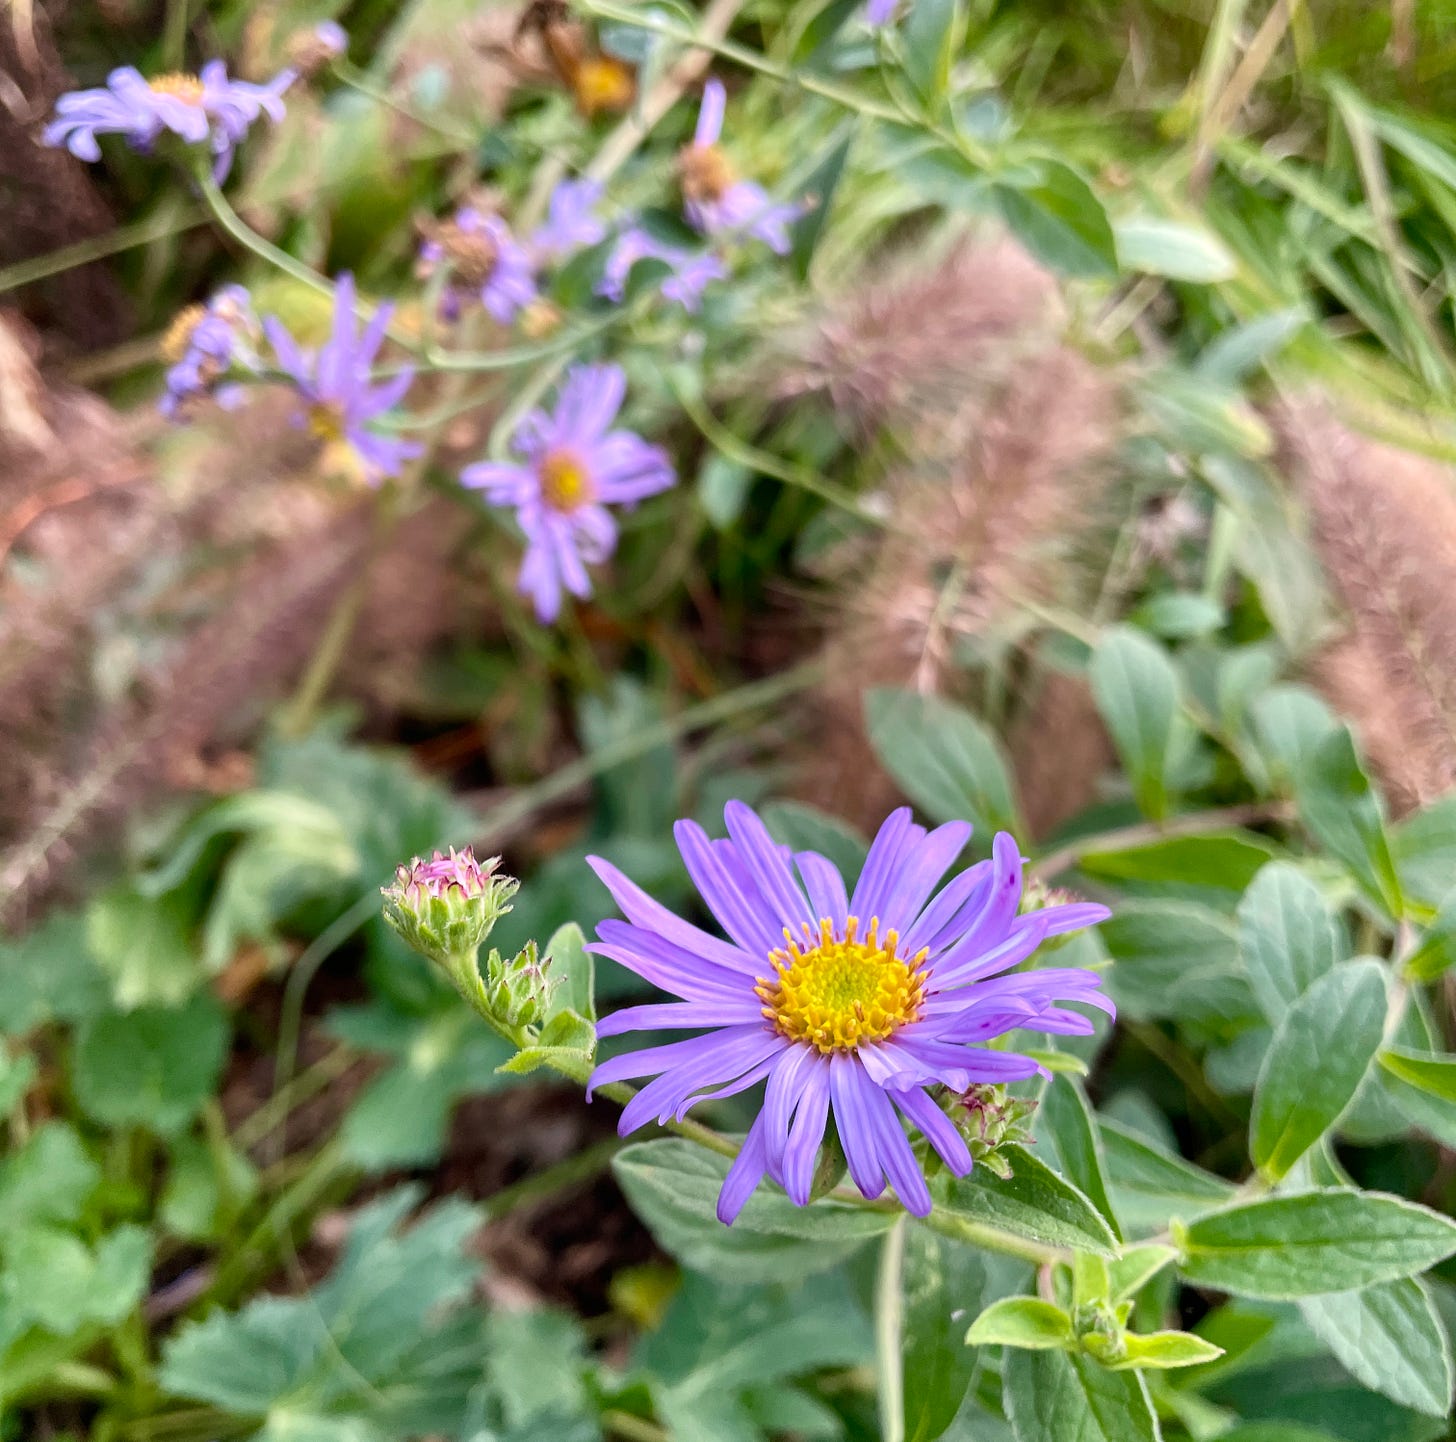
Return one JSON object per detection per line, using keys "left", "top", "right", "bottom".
{"left": 679, "top": 144, "right": 737, "bottom": 203}
{"left": 540, "top": 448, "right": 593, "bottom": 512}
{"left": 161, "top": 304, "right": 206, "bottom": 363}
{"left": 756, "top": 916, "right": 928, "bottom": 1054}
{"left": 149, "top": 72, "right": 206, "bottom": 104}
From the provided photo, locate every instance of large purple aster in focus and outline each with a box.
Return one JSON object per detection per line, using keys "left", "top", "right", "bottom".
{"left": 45, "top": 61, "right": 292, "bottom": 179}
{"left": 264, "top": 274, "right": 420, "bottom": 485}
{"left": 586, "top": 804, "right": 1112, "bottom": 1222}
{"left": 460, "top": 362, "right": 675, "bottom": 623}
{"left": 679, "top": 80, "right": 799, "bottom": 253}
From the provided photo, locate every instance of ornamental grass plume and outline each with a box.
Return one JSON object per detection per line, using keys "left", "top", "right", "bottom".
{"left": 587, "top": 802, "right": 1111, "bottom": 1222}
{"left": 45, "top": 60, "right": 293, "bottom": 179}
{"left": 460, "top": 362, "right": 675, "bottom": 623}
{"left": 1279, "top": 400, "right": 1456, "bottom": 814}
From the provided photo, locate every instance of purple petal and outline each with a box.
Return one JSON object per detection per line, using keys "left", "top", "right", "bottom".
{"left": 594, "top": 999, "right": 763, "bottom": 1036}
{"left": 723, "top": 801, "right": 815, "bottom": 932}
{"left": 555, "top": 362, "right": 626, "bottom": 444}
{"left": 878, "top": 820, "right": 972, "bottom": 934}
{"left": 795, "top": 851, "right": 849, "bottom": 929}
{"left": 894, "top": 1086, "right": 974, "bottom": 1176}
{"left": 830, "top": 1053, "right": 885, "bottom": 1201}
{"left": 695, "top": 78, "right": 726, "bottom": 147}
{"left": 849, "top": 807, "right": 919, "bottom": 920}
{"left": 674, "top": 819, "right": 783, "bottom": 957}
{"left": 717, "top": 1111, "right": 771, "bottom": 1224}
{"left": 857, "top": 1071, "right": 932, "bottom": 1215}
{"left": 783, "top": 1055, "right": 832, "bottom": 1204}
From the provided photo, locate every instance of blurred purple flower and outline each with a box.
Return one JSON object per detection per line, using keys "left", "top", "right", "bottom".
{"left": 586, "top": 806, "right": 1113, "bottom": 1222}
{"left": 417, "top": 208, "right": 537, "bottom": 324}
{"left": 44, "top": 61, "right": 292, "bottom": 179}
{"left": 598, "top": 227, "right": 726, "bottom": 313}
{"left": 679, "top": 79, "right": 799, "bottom": 253}
{"left": 866, "top": 0, "right": 901, "bottom": 22}
{"left": 460, "top": 362, "right": 675, "bottom": 623}
{"left": 264, "top": 273, "right": 420, "bottom": 485}
{"left": 159, "top": 284, "right": 259, "bottom": 418}
{"left": 530, "top": 178, "right": 607, "bottom": 265}
{"left": 287, "top": 19, "right": 349, "bottom": 73}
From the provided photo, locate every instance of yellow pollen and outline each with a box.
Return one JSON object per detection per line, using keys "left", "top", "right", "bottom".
{"left": 755, "top": 916, "right": 927, "bottom": 1054}
{"left": 161, "top": 304, "right": 206, "bottom": 363}
{"left": 679, "top": 143, "right": 736, "bottom": 203}
{"left": 539, "top": 449, "right": 592, "bottom": 512}
{"left": 149, "top": 72, "right": 206, "bottom": 104}
{"left": 308, "top": 403, "right": 346, "bottom": 444}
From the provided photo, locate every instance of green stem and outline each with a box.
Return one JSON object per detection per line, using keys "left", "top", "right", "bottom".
{"left": 195, "top": 171, "right": 337, "bottom": 304}
{"left": 875, "top": 1218, "right": 908, "bottom": 1442}
{"left": 918, "top": 1206, "right": 1061, "bottom": 1265}
{"left": 331, "top": 59, "right": 477, "bottom": 146}
{"left": 484, "top": 1136, "right": 626, "bottom": 1218}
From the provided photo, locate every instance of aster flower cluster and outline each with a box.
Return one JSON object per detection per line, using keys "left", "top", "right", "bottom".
{"left": 44, "top": 60, "right": 293, "bottom": 180}
{"left": 462, "top": 362, "right": 675, "bottom": 622}
{"left": 586, "top": 804, "right": 1112, "bottom": 1222}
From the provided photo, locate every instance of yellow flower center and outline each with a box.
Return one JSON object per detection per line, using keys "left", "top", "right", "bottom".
{"left": 679, "top": 143, "right": 737, "bottom": 203}
{"left": 539, "top": 449, "right": 592, "bottom": 512}
{"left": 149, "top": 72, "right": 206, "bottom": 104}
{"left": 572, "top": 55, "right": 635, "bottom": 117}
{"left": 308, "top": 403, "right": 346, "bottom": 443}
{"left": 161, "top": 304, "right": 206, "bottom": 362}
{"left": 756, "top": 917, "right": 928, "bottom": 1054}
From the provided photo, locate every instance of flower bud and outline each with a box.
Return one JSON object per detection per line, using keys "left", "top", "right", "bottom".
{"left": 944, "top": 1083, "right": 1038, "bottom": 1179}
{"left": 382, "top": 847, "right": 517, "bottom": 972}
{"left": 482, "top": 937, "right": 560, "bottom": 1029}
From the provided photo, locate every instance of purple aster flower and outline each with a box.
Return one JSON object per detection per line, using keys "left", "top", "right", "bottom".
{"left": 530, "top": 178, "right": 607, "bottom": 266}
{"left": 598, "top": 227, "right": 726, "bottom": 313}
{"left": 263, "top": 273, "right": 421, "bottom": 485}
{"left": 287, "top": 19, "right": 349, "bottom": 74}
{"left": 417, "top": 208, "right": 537, "bottom": 325}
{"left": 866, "top": 0, "right": 901, "bottom": 22}
{"left": 459, "top": 362, "right": 675, "bottom": 623}
{"left": 679, "top": 80, "right": 800, "bottom": 254}
{"left": 586, "top": 805, "right": 1113, "bottom": 1223}
{"left": 159, "top": 284, "right": 259, "bottom": 418}
{"left": 44, "top": 60, "right": 293, "bottom": 180}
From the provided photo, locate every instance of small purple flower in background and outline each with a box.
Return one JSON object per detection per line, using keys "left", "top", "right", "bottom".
{"left": 264, "top": 273, "right": 420, "bottom": 485}
{"left": 599, "top": 227, "right": 726, "bottom": 313}
{"left": 159, "top": 284, "right": 259, "bottom": 418}
{"left": 44, "top": 61, "right": 292, "bottom": 179}
{"left": 286, "top": 19, "right": 349, "bottom": 75}
{"left": 460, "top": 362, "right": 675, "bottom": 623}
{"left": 679, "top": 79, "right": 799, "bottom": 254}
{"left": 417, "top": 208, "right": 537, "bottom": 324}
{"left": 586, "top": 805, "right": 1112, "bottom": 1223}
{"left": 866, "top": 0, "right": 901, "bottom": 22}
{"left": 529, "top": 178, "right": 607, "bottom": 266}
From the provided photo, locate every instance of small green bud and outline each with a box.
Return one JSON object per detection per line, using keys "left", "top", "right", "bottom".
{"left": 482, "top": 938, "right": 560, "bottom": 1030}
{"left": 381, "top": 847, "right": 517, "bottom": 971}
{"left": 944, "top": 1083, "right": 1038, "bottom": 1178}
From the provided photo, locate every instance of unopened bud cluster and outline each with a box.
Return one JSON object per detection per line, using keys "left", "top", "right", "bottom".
{"left": 382, "top": 848, "right": 556, "bottom": 1031}
{"left": 946, "top": 1083, "right": 1037, "bottom": 1179}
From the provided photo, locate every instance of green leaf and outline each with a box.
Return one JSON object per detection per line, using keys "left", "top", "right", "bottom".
{"left": 931, "top": 1144, "right": 1118, "bottom": 1257}
{"left": 162, "top": 1187, "right": 488, "bottom": 1438}
{"left": 1392, "top": 797, "right": 1456, "bottom": 911}
{"left": 86, "top": 885, "right": 199, "bottom": 1009}
{"left": 901, "top": 0, "right": 962, "bottom": 102}
{"left": 613, "top": 1139, "right": 892, "bottom": 1282}
{"left": 0, "top": 910, "right": 107, "bottom": 1037}
{"left": 72, "top": 994, "right": 229, "bottom": 1137}
{"left": 1090, "top": 628, "right": 1180, "bottom": 820}
{"left": 1, "top": 1225, "right": 150, "bottom": 1335}
{"left": 1099, "top": 1117, "right": 1236, "bottom": 1237}
{"left": 1402, "top": 890, "right": 1456, "bottom": 980}
{"left": 1250, "top": 960, "right": 1388, "bottom": 1179}
{"left": 1237, "top": 863, "right": 1345, "bottom": 1023}
{"left": 497, "top": 1008, "right": 597, "bottom": 1076}
{"left": 995, "top": 162, "right": 1119, "bottom": 280}
{"left": 1115, "top": 217, "right": 1237, "bottom": 281}
{"left": 1097, "top": 901, "right": 1243, "bottom": 1024}
{"left": 161, "top": 1132, "right": 258, "bottom": 1243}
{"left": 544, "top": 922, "right": 595, "bottom": 1023}
{"left": 0, "top": 1051, "right": 37, "bottom": 1117}
{"left": 760, "top": 800, "right": 868, "bottom": 878}
{"left": 1003, "top": 1346, "right": 1161, "bottom": 1442}
{"left": 864, "top": 688, "right": 1022, "bottom": 835}
{"left": 1379, "top": 1047, "right": 1456, "bottom": 1104}
{"left": 1107, "top": 1330, "right": 1224, "bottom": 1370}
{"left": 1195, "top": 308, "right": 1309, "bottom": 386}
{"left": 965, "top": 1297, "right": 1074, "bottom": 1350}
{"left": 1108, "top": 1245, "right": 1178, "bottom": 1303}
{"left": 790, "top": 126, "right": 853, "bottom": 281}
{"left": 1299, "top": 1279, "right": 1453, "bottom": 1418}
{"left": 1248, "top": 685, "right": 1339, "bottom": 793}
{"left": 903, "top": 1228, "right": 985, "bottom": 1442}
{"left": 1079, "top": 832, "right": 1278, "bottom": 895}
{"left": 1176, "top": 1190, "right": 1456, "bottom": 1298}
{"left": 1039, "top": 1076, "right": 1121, "bottom": 1241}
{"left": 1297, "top": 728, "right": 1404, "bottom": 917}
{"left": 0, "top": 1123, "right": 100, "bottom": 1232}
